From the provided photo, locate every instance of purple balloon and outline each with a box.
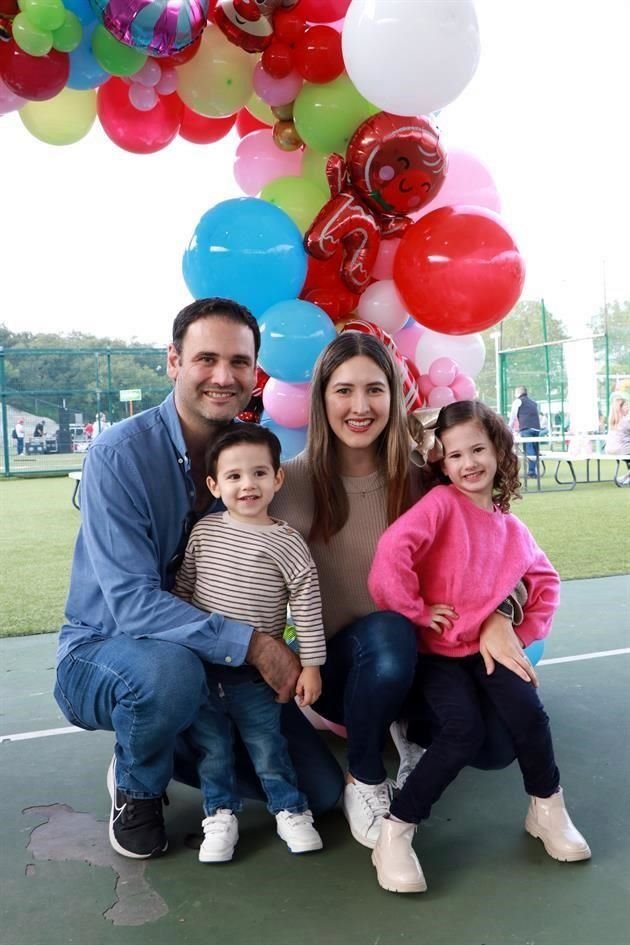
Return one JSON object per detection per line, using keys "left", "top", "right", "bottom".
{"left": 89, "top": 0, "right": 209, "bottom": 56}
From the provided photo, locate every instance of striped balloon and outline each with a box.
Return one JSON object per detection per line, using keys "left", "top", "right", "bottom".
{"left": 90, "top": 0, "right": 208, "bottom": 56}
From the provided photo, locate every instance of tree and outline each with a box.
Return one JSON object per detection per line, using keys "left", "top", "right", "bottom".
{"left": 590, "top": 300, "right": 630, "bottom": 380}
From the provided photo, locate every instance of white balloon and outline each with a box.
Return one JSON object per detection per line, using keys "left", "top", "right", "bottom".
{"left": 357, "top": 280, "right": 408, "bottom": 334}
{"left": 342, "top": 0, "right": 480, "bottom": 117}
{"left": 415, "top": 329, "right": 486, "bottom": 379}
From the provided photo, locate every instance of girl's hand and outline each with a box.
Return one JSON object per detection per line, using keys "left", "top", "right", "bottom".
{"left": 479, "top": 612, "right": 539, "bottom": 686}
{"left": 295, "top": 667, "right": 322, "bottom": 707}
{"left": 424, "top": 604, "right": 458, "bottom": 634}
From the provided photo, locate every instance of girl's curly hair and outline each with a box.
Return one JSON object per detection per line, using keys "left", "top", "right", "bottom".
{"left": 423, "top": 400, "right": 521, "bottom": 512}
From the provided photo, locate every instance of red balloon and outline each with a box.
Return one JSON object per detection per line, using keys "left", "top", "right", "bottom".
{"left": 394, "top": 206, "right": 526, "bottom": 335}
{"left": 157, "top": 35, "right": 201, "bottom": 68}
{"left": 97, "top": 78, "right": 183, "bottom": 154}
{"left": 0, "top": 0, "right": 18, "bottom": 15}
{"left": 179, "top": 106, "right": 236, "bottom": 143}
{"left": 235, "top": 106, "right": 271, "bottom": 137}
{"left": 299, "top": 0, "right": 350, "bottom": 23}
{"left": 261, "top": 39, "right": 293, "bottom": 79}
{"left": 272, "top": 7, "right": 306, "bottom": 45}
{"left": 300, "top": 251, "right": 360, "bottom": 322}
{"left": 293, "top": 25, "right": 343, "bottom": 83}
{"left": 0, "top": 40, "right": 68, "bottom": 101}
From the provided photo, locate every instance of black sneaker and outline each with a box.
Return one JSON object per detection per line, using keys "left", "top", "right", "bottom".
{"left": 107, "top": 756, "right": 169, "bottom": 858}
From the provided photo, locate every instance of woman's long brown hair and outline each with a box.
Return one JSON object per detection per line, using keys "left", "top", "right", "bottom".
{"left": 306, "top": 333, "right": 411, "bottom": 542}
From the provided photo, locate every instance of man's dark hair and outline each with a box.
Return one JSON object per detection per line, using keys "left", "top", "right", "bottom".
{"left": 172, "top": 298, "right": 260, "bottom": 357}
{"left": 205, "top": 422, "right": 282, "bottom": 479}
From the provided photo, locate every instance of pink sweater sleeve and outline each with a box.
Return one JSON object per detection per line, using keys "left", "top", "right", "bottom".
{"left": 516, "top": 543, "right": 561, "bottom": 647}
{"left": 368, "top": 497, "right": 438, "bottom": 626}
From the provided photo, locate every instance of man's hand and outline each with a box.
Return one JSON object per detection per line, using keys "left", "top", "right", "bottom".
{"left": 479, "top": 612, "right": 538, "bottom": 686}
{"left": 295, "top": 666, "right": 322, "bottom": 707}
{"left": 246, "top": 632, "right": 301, "bottom": 703}
{"left": 424, "top": 604, "right": 458, "bottom": 634}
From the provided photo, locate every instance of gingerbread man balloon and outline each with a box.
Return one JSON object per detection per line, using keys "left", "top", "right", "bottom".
{"left": 214, "top": 0, "right": 299, "bottom": 53}
{"left": 305, "top": 112, "right": 447, "bottom": 294}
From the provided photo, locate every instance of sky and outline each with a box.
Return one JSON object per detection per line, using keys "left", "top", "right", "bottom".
{"left": 1, "top": 0, "right": 628, "bottom": 346}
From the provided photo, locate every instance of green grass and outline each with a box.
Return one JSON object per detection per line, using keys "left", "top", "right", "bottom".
{"left": 0, "top": 473, "right": 628, "bottom": 638}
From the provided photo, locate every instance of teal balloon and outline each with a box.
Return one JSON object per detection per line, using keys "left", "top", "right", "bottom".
{"left": 258, "top": 299, "right": 336, "bottom": 383}
{"left": 524, "top": 639, "right": 544, "bottom": 666}
{"left": 183, "top": 198, "right": 307, "bottom": 319}
{"left": 260, "top": 415, "right": 307, "bottom": 461}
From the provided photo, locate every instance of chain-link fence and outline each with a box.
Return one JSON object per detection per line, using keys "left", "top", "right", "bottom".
{"left": 1, "top": 346, "right": 170, "bottom": 476}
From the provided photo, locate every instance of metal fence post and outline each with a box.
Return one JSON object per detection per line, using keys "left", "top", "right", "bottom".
{"left": 0, "top": 347, "right": 10, "bottom": 477}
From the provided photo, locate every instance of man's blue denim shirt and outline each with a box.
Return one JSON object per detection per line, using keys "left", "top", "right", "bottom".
{"left": 57, "top": 391, "right": 253, "bottom": 667}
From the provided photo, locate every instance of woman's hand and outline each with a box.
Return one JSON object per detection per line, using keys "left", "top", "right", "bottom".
{"left": 479, "top": 612, "right": 539, "bottom": 686}
{"left": 424, "top": 604, "right": 458, "bottom": 634}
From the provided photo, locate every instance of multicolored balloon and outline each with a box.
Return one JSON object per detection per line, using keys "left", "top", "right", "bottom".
{"left": 89, "top": 0, "right": 209, "bottom": 57}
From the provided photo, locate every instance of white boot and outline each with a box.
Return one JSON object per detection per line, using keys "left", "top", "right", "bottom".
{"left": 525, "top": 788, "right": 591, "bottom": 862}
{"left": 371, "top": 817, "right": 427, "bottom": 894}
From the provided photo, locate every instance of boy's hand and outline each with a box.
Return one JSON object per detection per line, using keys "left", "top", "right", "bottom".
{"left": 424, "top": 604, "right": 458, "bottom": 634}
{"left": 295, "top": 666, "right": 322, "bottom": 707}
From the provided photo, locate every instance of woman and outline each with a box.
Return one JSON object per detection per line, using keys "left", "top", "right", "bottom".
{"left": 605, "top": 392, "right": 630, "bottom": 484}
{"left": 272, "top": 333, "right": 534, "bottom": 848}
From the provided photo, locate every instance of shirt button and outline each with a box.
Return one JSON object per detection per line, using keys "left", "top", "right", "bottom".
{"left": 224, "top": 656, "right": 232, "bottom": 664}
{"left": 178, "top": 457, "right": 183, "bottom": 464}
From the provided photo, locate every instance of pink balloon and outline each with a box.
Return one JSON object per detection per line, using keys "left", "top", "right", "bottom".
{"left": 323, "top": 718, "right": 347, "bottom": 738}
{"left": 357, "top": 280, "right": 408, "bottom": 334}
{"left": 450, "top": 372, "right": 477, "bottom": 401}
{"left": 234, "top": 128, "right": 303, "bottom": 195}
{"left": 428, "top": 385, "right": 455, "bottom": 408}
{"left": 415, "top": 329, "right": 486, "bottom": 379}
{"left": 0, "top": 76, "right": 26, "bottom": 115}
{"left": 393, "top": 320, "right": 425, "bottom": 361}
{"left": 300, "top": 705, "right": 328, "bottom": 730}
{"left": 253, "top": 62, "right": 302, "bottom": 107}
{"left": 418, "top": 374, "right": 433, "bottom": 399}
{"left": 262, "top": 379, "right": 311, "bottom": 428}
{"left": 428, "top": 356, "right": 459, "bottom": 387}
{"left": 129, "top": 83, "right": 159, "bottom": 111}
{"left": 414, "top": 147, "right": 502, "bottom": 220}
{"left": 371, "top": 238, "right": 400, "bottom": 281}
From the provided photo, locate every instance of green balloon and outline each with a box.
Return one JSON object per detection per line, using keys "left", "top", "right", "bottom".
{"left": 20, "top": 87, "right": 97, "bottom": 146}
{"left": 12, "top": 12, "right": 53, "bottom": 57}
{"left": 294, "top": 75, "right": 379, "bottom": 156}
{"left": 52, "top": 11, "right": 82, "bottom": 53}
{"left": 260, "top": 176, "right": 328, "bottom": 235}
{"left": 301, "top": 149, "right": 330, "bottom": 193}
{"left": 20, "top": 0, "right": 65, "bottom": 32}
{"left": 92, "top": 25, "right": 147, "bottom": 77}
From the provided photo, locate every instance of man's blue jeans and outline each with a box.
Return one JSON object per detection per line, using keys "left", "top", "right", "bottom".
{"left": 520, "top": 427, "right": 540, "bottom": 476}
{"left": 54, "top": 637, "right": 343, "bottom": 813}
{"left": 312, "top": 611, "right": 419, "bottom": 785}
{"left": 192, "top": 667, "right": 307, "bottom": 817}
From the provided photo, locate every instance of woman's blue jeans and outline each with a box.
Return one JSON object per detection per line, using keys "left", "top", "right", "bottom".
{"left": 313, "top": 611, "right": 418, "bottom": 785}
{"left": 54, "top": 637, "right": 343, "bottom": 814}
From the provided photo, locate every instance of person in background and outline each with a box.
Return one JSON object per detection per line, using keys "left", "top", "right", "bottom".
{"left": 173, "top": 423, "right": 326, "bottom": 863}
{"left": 271, "top": 334, "right": 533, "bottom": 851}
{"left": 368, "top": 400, "right": 590, "bottom": 894}
{"left": 605, "top": 391, "right": 630, "bottom": 484}
{"left": 509, "top": 386, "right": 542, "bottom": 477}
{"left": 33, "top": 420, "right": 45, "bottom": 438}
{"left": 14, "top": 417, "right": 25, "bottom": 455}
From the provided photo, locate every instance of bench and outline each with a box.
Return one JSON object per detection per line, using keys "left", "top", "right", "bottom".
{"left": 537, "top": 452, "right": 630, "bottom": 488}
{"left": 68, "top": 471, "right": 82, "bottom": 509}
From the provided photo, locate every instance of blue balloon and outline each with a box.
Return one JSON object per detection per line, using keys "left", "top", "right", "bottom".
{"left": 260, "top": 416, "right": 307, "bottom": 462}
{"left": 65, "top": 0, "right": 98, "bottom": 25}
{"left": 524, "top": 639, "right": 545, "bottom": 666}
{"left": 182, "top": 198, "right": 307, "bottom": 319}
{"left": 68, "top": 25, "right": 109, "bottom": 90}
{"left": 258, "top": 299, "right": 336, "bottom": 383}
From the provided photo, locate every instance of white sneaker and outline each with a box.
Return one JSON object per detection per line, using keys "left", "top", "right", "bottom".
{"left": 390, "top": 720, "right": 425, "bottom": 790}
{"left": 276, "top": 809, "right": 323, "bottom": 853}
{"left": 342, "top": 778, "right": 393, "bottom": 849}
{"left": 199, "top": 809, "right": 238, "bottom": 863}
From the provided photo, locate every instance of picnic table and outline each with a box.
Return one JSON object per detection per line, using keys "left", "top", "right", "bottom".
{"left": 68, "top": 471, "right": 82, "bottom": 509}
{"left": 515, "top": 435, "right": 630, "bottom": 491}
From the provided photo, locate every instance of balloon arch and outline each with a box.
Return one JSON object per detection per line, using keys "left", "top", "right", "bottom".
{"left": 1, "top": 0, "right": 526, "bottom": 452}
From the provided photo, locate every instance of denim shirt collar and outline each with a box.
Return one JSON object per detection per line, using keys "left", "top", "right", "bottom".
{"left": 158, "top": 390, "right": 190, "bottom": 471}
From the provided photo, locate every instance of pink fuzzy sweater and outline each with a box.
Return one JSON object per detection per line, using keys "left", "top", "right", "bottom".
{"left": 368, "top": 485, "right": 560, "bottom": 657}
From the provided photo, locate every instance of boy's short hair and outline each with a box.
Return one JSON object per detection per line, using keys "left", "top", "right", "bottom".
{"left": 205, "top": 423, "right": 282, "bottom": 479}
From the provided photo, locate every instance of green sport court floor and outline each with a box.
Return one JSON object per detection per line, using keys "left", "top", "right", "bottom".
{"left": 1, "top": 575, "right": 628, "bottom": 945}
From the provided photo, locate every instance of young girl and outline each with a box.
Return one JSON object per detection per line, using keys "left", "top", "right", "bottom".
{"left": 368, "top": 400, "right": 591, "bottom": 894}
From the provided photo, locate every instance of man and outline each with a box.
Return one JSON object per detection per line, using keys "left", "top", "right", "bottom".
{"left": 54, "top": 298, "right": 343, "bottom": 860}
{"left": 33, "top": 420, "right": 45, "bottom": 438}
{"left": 509, "top": 386, "right": 542, "bottom": 477}
{"left": 14, "top": 417, "right": 25, "bottom": 455}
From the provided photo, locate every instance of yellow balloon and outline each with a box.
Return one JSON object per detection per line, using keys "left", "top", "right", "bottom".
{"left": 19, "top": 88, "right": 96, "bottom": 146}
{"left": 245, "top": 91, "right": 275, "bottom": 126}
{"left": 177, "top": 24, "right": 255, "bottom": 118}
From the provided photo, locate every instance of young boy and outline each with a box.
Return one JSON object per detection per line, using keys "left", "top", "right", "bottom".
{"left": 174, "top": 423, "right": 326, "bottom": 863}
